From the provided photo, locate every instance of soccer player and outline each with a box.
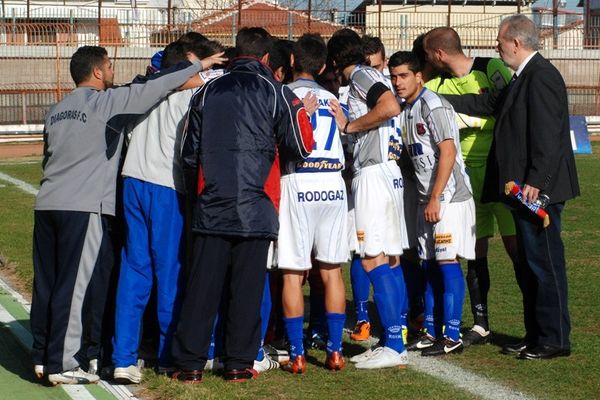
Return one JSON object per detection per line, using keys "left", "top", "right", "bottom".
{"left": 362, "top": 35, "right": 387, "bottom": 73}
{"left": 328, "top": 29, "right": 408, "bottom": 369}
{"left": 392, "top": 51, "right": 475, "bottom": 356}
{"left": 423, "top": 27, "right": 519, "bottom": 345}
{"left": 389, "top": 51, "right": 427, "bottom": 341}
{"left": 348, "top": 34, "right": 395, "bottom": 343}
{"left": 279, "top": 33, "right": 349, "bottom": 374}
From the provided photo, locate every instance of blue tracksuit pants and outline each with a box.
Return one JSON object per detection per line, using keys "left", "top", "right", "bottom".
{"left": 112, "top": 178, "right": 184, "bottom": 368}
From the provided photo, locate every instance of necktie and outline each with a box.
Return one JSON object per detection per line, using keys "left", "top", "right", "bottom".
{"left": 507, "top": 73, "right": 518, "bottom": 90}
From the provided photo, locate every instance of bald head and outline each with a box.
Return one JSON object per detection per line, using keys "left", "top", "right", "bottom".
{"left": 423, "top": 27, "right": 463, "bottom": 56}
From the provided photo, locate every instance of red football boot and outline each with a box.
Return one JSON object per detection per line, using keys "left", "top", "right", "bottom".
{"left": 281, "top": 355, "right": 307, "bottom": 374}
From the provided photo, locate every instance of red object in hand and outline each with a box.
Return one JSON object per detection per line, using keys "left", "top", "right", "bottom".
{"left": 504, "top": 181, "right": 550, "bottom": 228}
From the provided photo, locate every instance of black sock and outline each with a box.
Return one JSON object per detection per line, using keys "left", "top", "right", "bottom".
{"left": 466, "top": 257, "right": 490, "bottom": 330}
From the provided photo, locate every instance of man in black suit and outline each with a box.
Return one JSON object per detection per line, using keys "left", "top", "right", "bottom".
{"left": 445, "top": 14, "right": 579, "bottom": 360}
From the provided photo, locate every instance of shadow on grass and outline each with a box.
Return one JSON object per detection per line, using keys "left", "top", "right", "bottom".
{"left": 0, "top": 322, "right": 42, "bottom": 385}
{"left": 488, "top": 331, "right": 524, "bottom": 349}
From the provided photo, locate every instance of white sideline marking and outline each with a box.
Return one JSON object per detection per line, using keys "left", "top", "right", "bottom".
{"left": 408, "top": 353, "right": 533, "bottom": 400}
{"left": 0, "top": 275, "right": 32, "bottom": 313}
{"left": 0, "top": 171, "right": 39, "bottom": 195}
{"left": 0, "top": 305, "right": 33, "bottom": 349}
{"left": 345, "top": 329, "right": 534, "bottom": 400}
{"left": 0, "top": 277, "right": 137, "bottom": 400}
{"left": 61, "top": 386, "right": 97, "bottom": 400}
{"left": 0, "top": 298, "right": 97, "bottom": 400}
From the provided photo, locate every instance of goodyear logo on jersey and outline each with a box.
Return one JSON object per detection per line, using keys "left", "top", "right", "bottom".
{"left": 295, "top": 157, "right": 343, "bottom": 173}
{"left": 388, "top": 135, "right": 402, "bottom": 161}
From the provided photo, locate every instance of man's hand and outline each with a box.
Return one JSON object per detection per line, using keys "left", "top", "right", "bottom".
{"left": 522, "top": 184, "right": 540, "bottom": 204}
{"left": 303, "top": 91, "right": 318, "bottom": 116}
{"left": 424, "top": 197, "right": 441, "bottom": 223}
{"left": 329, "top": 98, "right": 348, "bottom": 132}
{"left": 192, "top": 51, "right": 228, "bottom": 71}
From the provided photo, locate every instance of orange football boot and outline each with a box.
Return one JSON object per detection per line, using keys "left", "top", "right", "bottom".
{"left": 325, "top": 351, "right": 345, "bottom": 371}
{"left": 281, "top": 355, "right": 307, "bottom": 374}
{"left": 350, "top": 321, "right": 371, "bottom": 341}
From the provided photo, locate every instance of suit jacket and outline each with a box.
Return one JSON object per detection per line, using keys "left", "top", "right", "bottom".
{"left": 445, "top": 52, "right": 580, "bottom": 204}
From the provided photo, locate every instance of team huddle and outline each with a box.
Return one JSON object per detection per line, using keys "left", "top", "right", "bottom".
{"left": 32, "top": 19, "right": 540, "bottom": 386}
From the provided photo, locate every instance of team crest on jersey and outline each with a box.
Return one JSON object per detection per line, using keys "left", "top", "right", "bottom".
{"left": 416, "top": 123, "right": 426, "bottom": 136}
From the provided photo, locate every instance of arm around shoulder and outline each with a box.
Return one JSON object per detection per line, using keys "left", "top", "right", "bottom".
{"left": 275, "top": 85, "right": 314, "bottom": 162}
{"left": 442, "top": 90, "right": 498, "bottom": 117}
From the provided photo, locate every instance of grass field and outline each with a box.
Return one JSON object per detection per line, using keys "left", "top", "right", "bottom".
{"left": 0, "top": 145, "right": 599, "bottom": 400}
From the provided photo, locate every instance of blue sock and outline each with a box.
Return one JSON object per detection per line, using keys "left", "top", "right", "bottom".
{"left": 208, "top": 313, "right": 220, "bottom": 360}
{"left": 351, "top": 254, "right": 370, "bottom": 322}
{"left": 423, "top": 260, "right": 440, "bottom": 339}
{"left": 208, "top": 331, "right": 216, "bottom": 360}
{"left": 283, "top": 316, "right": 305, "bottom": 359}
{"left": 256, "top": 273, "right": 272, "bottom": 361}
{"left": 367, "top": 264, "right": 405, "bottom": 353}
{"left": 325, "top": 312, "right": 346, "bottom": 353}
{"left": 440, "top": 262, "right": 465, "bottom": 342}
{"left": 391, "top": 265, "right": 408, "bottom": 329}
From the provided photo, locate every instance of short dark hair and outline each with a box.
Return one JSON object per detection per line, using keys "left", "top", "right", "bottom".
{"left": 187, "top": 39, "right": 225, "bottom": 60}
{"left": 292, "top": 33, "right": 327, "bottom": 78}
{"left": 236, "top": 27, "right": 274, "bottom": 58}
{"left": 411, "top": 34, "right": 427, "bottom": 67}
{"left": 327, "top": 29, "right": 364, "bottom": 71}
{"left": 268, "top": 39, "right": 294, "bottom": 83}
{"left": 388, "top": 51, "right": 421, "bottom": 74}
{"left": 362, "top": 35, "right": 385, "bottom": 59}
{"left": 161, "top": 41, "right": 187, "bottom": 69}
{"left": 423, "top": 27, "right": 463, "bottom": 55}
{"left": 178, "top": 31, "right": 208, "bottom": 46}
{"left": 70, "top": 46, "right": 108, "bottom": 85}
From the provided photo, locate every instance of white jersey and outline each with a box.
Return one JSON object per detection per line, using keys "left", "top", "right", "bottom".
{"left": 122, "top": 89, "right": 195, "bottom": 193}
{"left": 277, "top": 78, "right": 349, "bottom": 269}
{"left": 347, "top": 65, "right": 403, "bottom": 173}
{"left": 399, "top": 88, "right": 472, "bottom": 204}
{"left": 285, "top": 79, "right": 344, "bottom": 175}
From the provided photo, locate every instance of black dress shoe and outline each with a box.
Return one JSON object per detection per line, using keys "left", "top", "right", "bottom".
{"left": 224, "top": 368, "right": 258, "bottom": 382}
{"left": 172, "top": 369, "right": 202, "bottom": 384}
{"left": 501, "top": 340, "right": 533, "bottom": 354}
{"left": 518, "top": 345, "right": 571, "bottom": 360}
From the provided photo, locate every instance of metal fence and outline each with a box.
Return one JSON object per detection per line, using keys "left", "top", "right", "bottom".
{"left": 1, "top": 3, "right": 600, "bottom": 124}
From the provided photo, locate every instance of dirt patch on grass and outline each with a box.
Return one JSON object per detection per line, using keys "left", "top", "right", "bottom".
{"left": 0, "top": 143, "right": 43, "bottom": 159}
{"left": 0, "top": 257, "right": 32, "bottom": 302}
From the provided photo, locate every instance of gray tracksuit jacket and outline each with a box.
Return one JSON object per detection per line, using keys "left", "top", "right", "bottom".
{"left": 35, "top": 60, "right": 202, "bottom": 216}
